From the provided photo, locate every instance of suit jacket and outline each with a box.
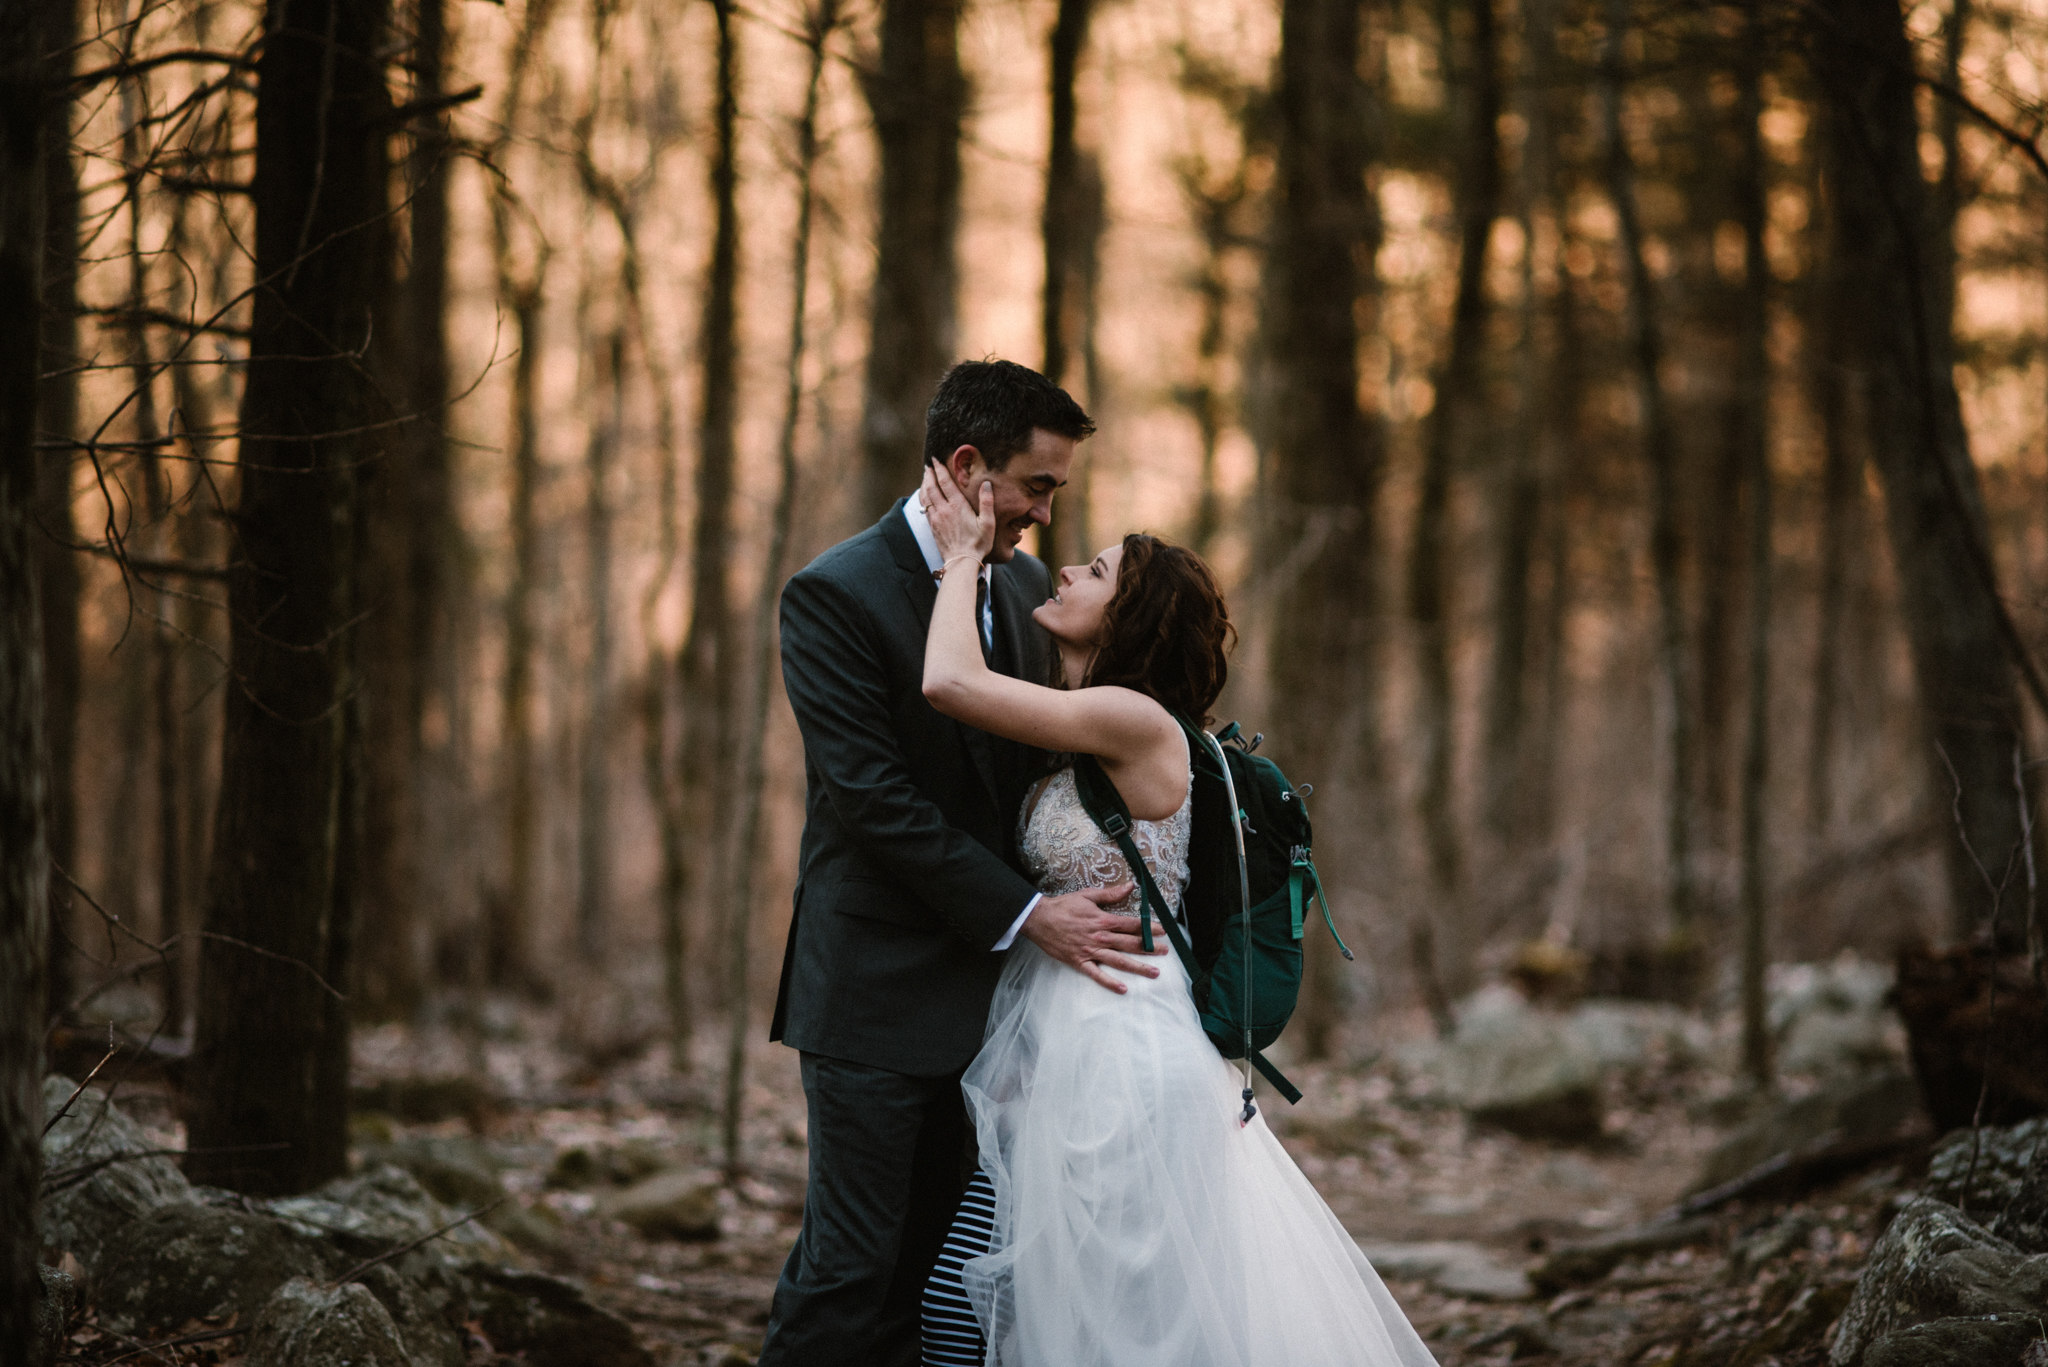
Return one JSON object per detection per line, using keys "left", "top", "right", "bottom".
{"left": 770, "top": 498, "right": 1056, "bottom": 1076}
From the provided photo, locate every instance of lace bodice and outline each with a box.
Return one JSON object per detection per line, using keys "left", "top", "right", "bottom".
{"left": 1020, "top": 767, "right": 1191, "bottom": 919}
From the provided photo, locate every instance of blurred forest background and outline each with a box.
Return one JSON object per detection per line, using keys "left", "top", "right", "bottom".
{"left": 8, "top": 0, "right": 2048, "bottom": 1214}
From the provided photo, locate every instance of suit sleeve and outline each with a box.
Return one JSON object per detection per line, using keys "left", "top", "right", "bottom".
{"left": 780, "top": 567, "right": 1038, "bottom": 949}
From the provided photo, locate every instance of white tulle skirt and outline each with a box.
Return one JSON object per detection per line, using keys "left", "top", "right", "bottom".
{"left": 957, "top": 939, "right": 1441, "bottom": 1367}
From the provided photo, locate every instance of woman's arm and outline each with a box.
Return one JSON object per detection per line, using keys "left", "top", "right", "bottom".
{"left": 917, "top": 468, "right": 1181, "bottom": 801}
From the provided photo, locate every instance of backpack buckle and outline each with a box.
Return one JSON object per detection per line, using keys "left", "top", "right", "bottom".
{"left": 1103, "top": 813, "right": 1129, "bottom": 837}
{"left": 1291, "top": 844, "right": 1311, "bottom": 867}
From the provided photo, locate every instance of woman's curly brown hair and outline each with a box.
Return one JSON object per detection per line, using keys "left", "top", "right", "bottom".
{"left": 1080, "top": 534, "right": 1235, "bottom": 726}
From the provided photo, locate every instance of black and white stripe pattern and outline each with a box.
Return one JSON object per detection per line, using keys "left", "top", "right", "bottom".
{"left": 921, "top": 1167, "right": 996, "bottom": 1366}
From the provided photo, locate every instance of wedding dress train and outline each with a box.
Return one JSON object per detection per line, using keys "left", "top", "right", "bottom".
{"left": 936, "top": 765, "right": 1440, "bottom": 1367}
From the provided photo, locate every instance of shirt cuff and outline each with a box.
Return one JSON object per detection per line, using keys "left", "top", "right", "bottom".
{"left": 992, "top": 893, "right": 1041, "bottom": 951}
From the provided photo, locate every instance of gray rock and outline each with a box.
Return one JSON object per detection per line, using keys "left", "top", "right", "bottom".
{"left": 31, "top": 1264, "right": 76, "bottom": 1367}
{"left": 39, "top": 1075, "right": 194, "bottom": 1270}
{"left": 1924, "top": 1119, "right": 2048, "bottom": 1232}
{"left": 1831, "top": 1197, "right": 2048, "bottom": 1366}
{"left": 462, "top": 1262, "right": 657, "bottom": 1367}
{"left": 1568, "top": 1000, "right": 1706, "bottom": 1072}
{"left": 95, "top": 1202, "right": 338, "bottom": 1334}
{"left": 361, "top": 1135, "right": 505, "bottom": 1208}
{"left": 1422, "top": 992, "right": 1605, "bottom": 1142}
{"left": 1359, "top": 1241, "right": 1532, "bottom": 1300}
{"left": 1991, "top": 1129, "right": 2048, "bottom": 1254}
{"left": 349, "top": 1262, "right": 466, "bottom": 1367}
{"left": 1768, "top": 957, "right": 1905, "bottom": 1077}
{"left": 243, "top": 1277, "right": 411, "bottom": 1367}
{"left": 272, "top": 1162, "right": 509, "bottom": 1262}
{"left": 1862, "top": 1316, "right": 2044, "bottom": 1367}
{"left": 546, "top": 1138, "right": 671, "bottom": 1190}
{"left": 1690, "top": 1068, "right": 1922, "bottom": 1197}
{"left": 599, "top": 1169, "right": 724, "bottom": 1242}
{"left": 358, "top": 1135, "right": 560, "bottom": 1251}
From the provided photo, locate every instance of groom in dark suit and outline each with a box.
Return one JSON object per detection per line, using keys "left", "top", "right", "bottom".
{"left": 760, "top": 361, "right": 1155, "bottom": 1366}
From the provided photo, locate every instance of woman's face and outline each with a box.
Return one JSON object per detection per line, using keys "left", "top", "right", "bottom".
{"left": 1032, "top": 543, "right": 1124, "bottom": 648}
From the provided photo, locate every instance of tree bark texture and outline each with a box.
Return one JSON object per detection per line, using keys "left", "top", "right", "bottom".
{"left": 1735, "top": 25, "right": 1773, "bottom": 1091}
{"left": 1804, "top": 235, "right": 1861, "bottom": 841}
{"left": 119, "top": 81, "right": 188, "bottom": 1032}
{"left": 1037, "top": 0, "right": 1104, "bottom": 571}
{"left": 2, "top": 0, "right": 52, "bottom": 1344}
{"left": 1261, "top": 0, "right": 1381, "bottom": 1056}
{"left": 187, "top": 0, "right": 391, "bottom": 1195}
{"left": 1811, "top": 0, "right": 2038, "bottom": 941}
{"left": 1481, "top": 0, "right": 1551, "bottom": 841}
{"left": 354, "top": 0, "right": 459, "bottom": 1017}
{"left": 1042, "top": 0, "right": 1093, "bottom": 390}
{"left": 576, "top": 333, "right": 619, "bottom": 963}
{"left": 683, "top": 0, "right": 741, "bottom": 998}
{"left": 1602, "top": 0, "right": 1697, "bottom": 951}
{"left": 500, "top": 289, "right": 541, "bottom": 989}
{"left": 725, "top": 0, "right": 836, "bottom": 1175}
{"left": 1408, "top": 0, "right": 1499, "bottom": 972}
{"left": 857, "top": 0, "right": 963, "bottom": 523}
{"left": 36, "top": 0, "right": 79, "bottom": 1023}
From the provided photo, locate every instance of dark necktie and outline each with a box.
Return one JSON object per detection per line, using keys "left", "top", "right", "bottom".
{"left": 975, "top": 574, "right": 992, "bottom": 663}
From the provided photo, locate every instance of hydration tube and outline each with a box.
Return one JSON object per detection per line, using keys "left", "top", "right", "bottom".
{"left": 1202, "top": 727, "right": 1258, "bottom": 1125}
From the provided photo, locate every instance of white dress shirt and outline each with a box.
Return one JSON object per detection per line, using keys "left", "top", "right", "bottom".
{"left": 902, "top": 492, "right": 1039, "bottom": 950}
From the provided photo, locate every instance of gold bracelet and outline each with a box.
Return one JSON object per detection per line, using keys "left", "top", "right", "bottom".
{"left": 933, "top": 555, "right": 980, "bottom": 581}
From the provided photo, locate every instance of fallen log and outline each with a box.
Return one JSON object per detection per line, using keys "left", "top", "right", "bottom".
{"left": 1528, "top": 1216, "right": 1719, "bottom": 1296}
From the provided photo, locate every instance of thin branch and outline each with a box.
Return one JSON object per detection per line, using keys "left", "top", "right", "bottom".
{"left": 41, "top": 1043, "right": 119, "bottom": 1136}
{"left": 70, "top": 47, "right": 256, "bottom": 91}
{"left": 325, "top": 1198, "right": 506, "bottom": 1286}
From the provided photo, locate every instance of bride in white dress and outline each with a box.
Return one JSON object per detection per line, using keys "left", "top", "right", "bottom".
{"left": 914, "top": 468, "right": 1438, "bottom": 1367}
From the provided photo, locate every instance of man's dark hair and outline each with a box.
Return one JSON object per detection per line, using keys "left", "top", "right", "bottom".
{"left": 923, "top": 359, "right": 1095, "bottom": 470}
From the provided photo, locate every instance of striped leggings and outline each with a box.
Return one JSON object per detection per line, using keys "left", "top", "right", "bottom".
{"left": 920, "top": 1166, "right": 996, "bottom": 1366}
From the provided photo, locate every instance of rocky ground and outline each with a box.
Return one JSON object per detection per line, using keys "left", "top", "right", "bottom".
{"left": 33, "top": 957, "right": 2047, "bottom": 1366}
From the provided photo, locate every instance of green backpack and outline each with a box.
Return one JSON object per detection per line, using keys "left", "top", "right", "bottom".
{"left": 1071, "top": 717, "right": 1351, "bottom": 1119}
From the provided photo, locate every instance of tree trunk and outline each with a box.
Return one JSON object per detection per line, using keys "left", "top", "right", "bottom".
{"left": 857, "top": 0, "right": 964, "bottom": 522}
{"left": 576, "top": 333, "right": 619, "bottom": 964}
{"left": 120, "top": 77, "right": 186, "bottom": 1035}
{"left": 1735, "top": 22, "right": 1773, "bottom": 1091}
{"left": 485, "top": 0, "right": 553, "bottom": 995}
{"left": 2, "top": 0, "right": 52, "bottom": 1343}
{"left": 500, "top": 289, "right": 542, "bottom": 990}
{"left": 1042, "top": 0, "right": 1093, "bottom": 390}
{"left": 726, "top": 0, "right": 836, "bottom": 1177}
{"left": 187, "top": 0, "right": 390, "bottom": 1195}
{"left": 1408, "top": 0, "right": 1499, "bottom": 986}
{"left": 354, "top": 0, "right": 460, "bottom": 1018}
{"left": 1261, "top": 0, "right": 1382, "bottom": 1057}
{"left": 1481, "top": 0, "right": 1551, "bottom": 842}
{"left": 1037, "top": 0, "right": 1102, "bottom": 569}
{"left": 406, "top": 0, "right": 461, "bottom": 994}
{"left": 1811, "top": 0, "right": 2038, "bottom": 942}
{"left": 1180, "top": 169, "right": 1241, "bottom": 556}
{"left": 684, "top": 0, "right": 742, "bottom": 1003}
{"left": 1602, "top": 0, "right": 1698, "bottom": 958}
{"left": 36, "top": 0, "right": 79, "bottom": 1025}
{"left": 1804, "top": 265, "right": 1859, "bottom": 841}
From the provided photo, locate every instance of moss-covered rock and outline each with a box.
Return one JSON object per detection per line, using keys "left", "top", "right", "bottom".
{"left": 1830, "top": 1197, "right": 2048, "bottom": 1366}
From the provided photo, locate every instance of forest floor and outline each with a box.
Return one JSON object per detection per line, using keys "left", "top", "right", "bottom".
{"left": 91, "top": 996, "right": 1895, "bottom": 1367}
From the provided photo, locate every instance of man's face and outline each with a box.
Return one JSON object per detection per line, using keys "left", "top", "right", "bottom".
{"left": 941, "top": 428, "right": 1076, "bottom": 563}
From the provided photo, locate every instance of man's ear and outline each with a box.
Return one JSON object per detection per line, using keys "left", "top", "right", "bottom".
{"left": 942, "top": 445, "right": 983, "bottom": 493}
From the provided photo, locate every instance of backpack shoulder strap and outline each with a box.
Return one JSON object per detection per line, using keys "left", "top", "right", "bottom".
{"left": 1069, "top": 754, "right": 1199, "bottom": 978}
{"left": 1073, "top": 748, "right": 1306, "bottom": 1112}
